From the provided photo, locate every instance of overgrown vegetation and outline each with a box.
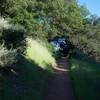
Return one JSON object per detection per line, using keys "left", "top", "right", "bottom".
{"left": 0, "top": 0, "right": 100, "bottom": 61}
{"left": 25, "top": 38, "right": 56, "bottom": 69}
{"left": 0, "top": 0, "right": 100, "bottom": 100}
{"left": 0, "top": 38, "right": 55, "bottom": 100}
{"left": 0, "top": 44, "right": 17, "bottom": 68}
{"left": 0, "top": 55, "right": 52, "bottom": 100}
{"left": 70, "top": 53, "right": 100, "bottom": 100}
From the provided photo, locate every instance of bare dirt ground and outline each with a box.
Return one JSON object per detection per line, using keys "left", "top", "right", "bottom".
{"left": 44, "top": 57, "right": 76, "bottom": 100}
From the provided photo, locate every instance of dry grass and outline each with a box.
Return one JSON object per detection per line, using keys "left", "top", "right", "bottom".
{"left": 25, "top": 38, "right": 57, "bottom": 69}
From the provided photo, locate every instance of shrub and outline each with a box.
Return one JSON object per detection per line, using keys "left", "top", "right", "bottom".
{"left": 0, "top": 44, "right": 17, "bottom": 69}
{"left": 0, "top": 17, "right": 26, "bottom": 52}
{"left": 0, "top": 17, "right": 11, "bottom": 30}
{"left": 25, "top": 38, "right": 56, "bottom": 69}
{"left": 2, "top": 24, "right": 26, "bottom": 49}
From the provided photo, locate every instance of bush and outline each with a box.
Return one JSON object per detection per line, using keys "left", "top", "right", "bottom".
{"left": 0, "top": 17, "right": 11, "bottom": 31}
{"left": 0, "top": 44, "right": 17, "bottom": 69}
{"left": 2, "top": 24, "right": 26, "bottom": 49}
{"left": 25, "top": 38, "right": 56, "bottom": 69}
{"left": 0, "top": 17, "right": 26, "bottom": 52}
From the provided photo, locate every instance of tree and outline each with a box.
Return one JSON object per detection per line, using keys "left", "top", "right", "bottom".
{"left": 0, "top": 0, "right": 100, "bottom": 61}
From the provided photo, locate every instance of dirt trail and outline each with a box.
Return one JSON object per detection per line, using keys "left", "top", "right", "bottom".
{"left": 44, "top": 57, "right": 76, "bottom": 100}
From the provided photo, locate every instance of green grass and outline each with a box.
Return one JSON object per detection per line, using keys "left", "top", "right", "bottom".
{"left": 0, "top": 55, "right": 53, "bottom": 100}
{"left": 26, "top": 38, "right": 57, "bottom": 69}
{"left": 0, "top": 39, "right": 56, "bottom": 100}
{"left": 70, "top": 53, "right": 100, "bottom": 100}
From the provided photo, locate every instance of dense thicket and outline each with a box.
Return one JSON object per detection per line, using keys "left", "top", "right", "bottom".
{"left": 0, "top": 0, "right": 100, "bottom": 61}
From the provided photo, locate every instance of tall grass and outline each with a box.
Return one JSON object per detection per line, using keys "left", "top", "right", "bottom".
{"left": 0, "top": 38, "right": 54, "bottom": 100}
{"left": 0, "top": 44, "right": 17, "bottom": 68}
{"left": 25, "top": 38, "right": 57, "bottom": 69}
{"left": 70, "top": 53, "right": 100, "bottom": 100}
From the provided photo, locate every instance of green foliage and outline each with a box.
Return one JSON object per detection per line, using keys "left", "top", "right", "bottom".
{"left": 2, "top": 24, "right": 26, "bottom": 49}
{"left": 70, "top": 53, "right": 100, "bottom": 100}
{"left": 0, "top": 0, "right": 84, "bottom": 39}
{"left": 0, "top": 0, "right": 100, "bottom": 61}
{"left": 25, "top": 38, "right": 56, "bottom": 69}
{"left": 0, "top": 0, "right": 100, "bottom": 99}
{"left": 0, "top": 44, "right": 17, "bottom": 68}
{"left": 79, "top": 4, "right": 90, "bottom": 18}
{"left": 0, "top": 17, "right": 11, "bottom": 30}
{"left": 0, "top": 55, "right": 52, "bottom": 100}
{"left": 0, "top": 17, "right": 26, "bottom": 52}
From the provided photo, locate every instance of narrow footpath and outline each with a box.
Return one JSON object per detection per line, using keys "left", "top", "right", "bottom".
{"left": 44, "top": 57, "right": 76, "bottom": 100}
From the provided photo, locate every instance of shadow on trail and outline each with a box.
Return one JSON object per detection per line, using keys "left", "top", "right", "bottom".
{"left": 44, "top": 57, "right": 76, "bottom": 100}
{"left": 0, "top": 55, "right": 52, "bottom": 100}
